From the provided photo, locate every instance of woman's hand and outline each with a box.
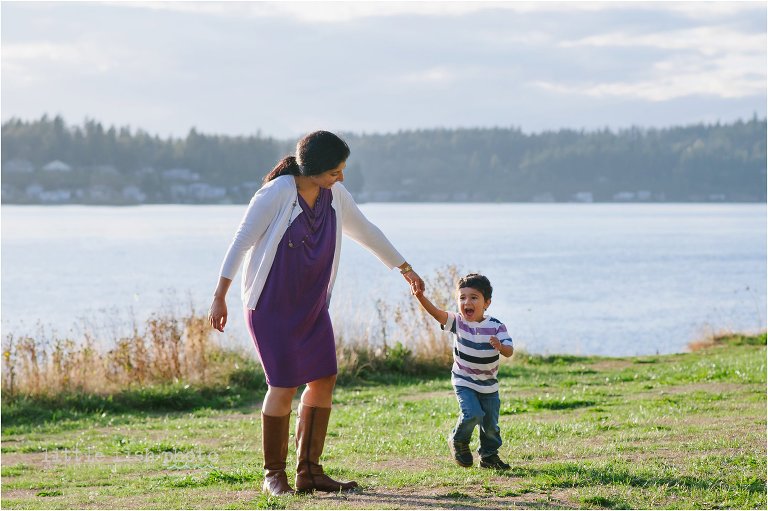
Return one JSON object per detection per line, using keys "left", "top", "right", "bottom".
{"left": 208, "top": 297, "right": 228, "bottom": 332}
{"left": 403, "top": 269, "right": 425, "bottom": 295}
{"left": 209, "top": 277, "right": 233, "bottom": 332}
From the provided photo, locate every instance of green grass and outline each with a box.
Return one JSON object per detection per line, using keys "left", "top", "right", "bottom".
{"left": 1, "top": 333, "right": 765, "bottom": 509}
{"left": 1, "top": 371, "right": 269, "bottom": 434}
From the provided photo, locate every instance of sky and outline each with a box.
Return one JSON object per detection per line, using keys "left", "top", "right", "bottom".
{"left": 1, "top": 0, "right": 766, "bottom": 139}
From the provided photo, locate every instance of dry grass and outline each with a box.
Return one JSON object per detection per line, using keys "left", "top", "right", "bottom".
{"left": 2, "top": 266, "right": 469, "bottom": 398}
{"left": 1, "top": 306, "right": 226, "bottom": 398}
{"left": 335, "top": 265, "right": 461, "bottom": 378}
{"left": 687, "top": 329, "right": 767, "bottom": 352}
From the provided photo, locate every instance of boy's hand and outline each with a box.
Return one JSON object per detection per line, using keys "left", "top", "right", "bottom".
{"left": 412, "top": 285, "right": 449, "bottom": 325}
{"left": 489, "top": 336, "right": 513, "bottom": 357}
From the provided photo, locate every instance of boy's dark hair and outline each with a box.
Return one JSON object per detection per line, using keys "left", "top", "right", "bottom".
{"left": 457, "top": 273, "right": 493, "bottom": 300}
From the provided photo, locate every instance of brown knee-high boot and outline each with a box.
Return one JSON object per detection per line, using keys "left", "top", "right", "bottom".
{"left": 261, "top": 412, "right": 294, "bottom": 495}
{"left": 295, "top": 404, "right": 358, "bottom": 493}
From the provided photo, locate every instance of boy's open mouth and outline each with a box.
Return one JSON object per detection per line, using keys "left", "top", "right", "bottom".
{"left": 463, "top": 307, "right": 475, "bottom": 317}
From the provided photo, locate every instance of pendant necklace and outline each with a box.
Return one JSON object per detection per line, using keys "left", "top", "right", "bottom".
{"left": 287, "top": 194, "right": 317, "bottom": 249}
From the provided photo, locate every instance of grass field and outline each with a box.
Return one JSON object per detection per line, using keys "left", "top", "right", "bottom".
{"left": 1, "top": 333, "right": 765, "bottom": 510}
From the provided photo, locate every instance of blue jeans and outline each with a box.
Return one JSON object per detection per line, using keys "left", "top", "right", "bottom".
{"left": 451, "top": 385, "right": 502, "bottom": 458}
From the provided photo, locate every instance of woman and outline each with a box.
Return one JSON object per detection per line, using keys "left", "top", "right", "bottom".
{"left": 208, "top": 130, "right": 424, "bottom": 496}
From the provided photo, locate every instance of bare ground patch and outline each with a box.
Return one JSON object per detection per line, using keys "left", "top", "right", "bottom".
{"left": 655, "top": 382, "right": 763, "bottom": 395}
{"left": 586, "top": 359, "right": 636, "bottom": 372}
{"left": 294, "top": 486, "right": 578, "bottom": 510}
{"left": 372, "top": 457, "right": 437, "bottom": 472}
{"left": 2, "top": 452, "right": 55, "bottom": 469}
{"left": 0, "top": 489, "right": 42, "bottom": 500}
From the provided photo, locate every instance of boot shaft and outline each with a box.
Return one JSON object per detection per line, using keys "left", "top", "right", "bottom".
{"left": 262, "top": 412, "right": 291, "bottom": 471}
{"left": 294, "top": 404, "right": 358, "bottom": 492}
{"left": 261, "top": 412, "right": 294, "bottom": 495}
{"left": 295, "top": 404, "right": 331, "bottom": 475}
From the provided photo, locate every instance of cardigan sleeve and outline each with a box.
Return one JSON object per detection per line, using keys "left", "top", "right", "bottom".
{"left": 337, "top": 184, "right": 406, "bottom": 269}
{"left": 219, "top": 180, "right": 287, "bottom": 280}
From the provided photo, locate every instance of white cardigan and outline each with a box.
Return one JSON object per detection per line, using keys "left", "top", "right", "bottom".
{"left": 219, "top": 175, "right": 406, "bottom": 309}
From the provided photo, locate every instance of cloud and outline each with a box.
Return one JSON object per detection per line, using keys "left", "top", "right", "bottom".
{"left": 2, "top": 1, "right": 764, "bottom": 137}
{"left": 2, "top": 41, "right": 123, "bottom": 80}
{"left": 543, "top": 22, "right": 766, "bottom": 102}
{"left": 109, "top": 0, "right": 765, "bottom": 23}
{"left": 649, "top": 1, "right": 765, "bottom": 20}
{"left": 398, "top": 66, "right": 457, "bottom": 85}
{"left": 535, "top": 55, "right": 764, "bottom": 102}
{"left": 106, "top": 0, "right": 508, "bottom": 23}
{"left": 562, "top": 26, "right": 766, "bottom": 56}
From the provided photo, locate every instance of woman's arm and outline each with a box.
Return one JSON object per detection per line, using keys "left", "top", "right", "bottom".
{"left": 337, "top": 184, "right": 424, "bottom": 292}
{"left": 219, "top": 179, "right": 286, "bottom": 280}
{"left": 211, "top": 179, "right": 288, "bottom": 331}
{"left": 338, "top": 184, "right": 404, "bottom": 266}
{"left": 209, "top": 276, "right": 232, "bottom": 332}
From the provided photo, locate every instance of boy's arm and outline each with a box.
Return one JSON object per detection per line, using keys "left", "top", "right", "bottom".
{"left": 489, "top": 336, "right": 514, "bottom": 357}
{"left": 414, "top": 290, "right": 449, "bottom": 325}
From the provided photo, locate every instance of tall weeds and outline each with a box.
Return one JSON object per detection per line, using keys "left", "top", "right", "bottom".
{"left": 2, "top": 307, "right": 228, "bottom": 399}
{"left": 336, "top": 264, "right": 461, "bottom": 378}
{"left": 2, "top": 266, "right": 467, "bottom": 399}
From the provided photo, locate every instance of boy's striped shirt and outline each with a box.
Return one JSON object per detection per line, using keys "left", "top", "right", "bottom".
{"left": 442, "top": 312, "right": 513, "bottom": 393}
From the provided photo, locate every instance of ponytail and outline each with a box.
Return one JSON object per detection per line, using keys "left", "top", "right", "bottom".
{"left": 263, "top": 155, "right": 301, "bottom": 184}
{"left": 262, "top": 131, "right": 350, "bottom": 184}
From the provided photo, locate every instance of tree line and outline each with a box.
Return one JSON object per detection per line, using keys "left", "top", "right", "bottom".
{"left": 1, "top": 114, "right": 765, "bottom": 204}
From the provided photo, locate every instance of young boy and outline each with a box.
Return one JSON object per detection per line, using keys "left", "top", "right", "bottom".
{"left": 414, "top": 273, "right": 513, "bottom": 469}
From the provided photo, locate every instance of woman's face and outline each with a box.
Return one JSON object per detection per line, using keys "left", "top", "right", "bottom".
{"left": 311, "top": 161, "right": 346, "bottom": 189}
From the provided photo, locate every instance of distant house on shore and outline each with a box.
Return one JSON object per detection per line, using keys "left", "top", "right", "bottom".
{"left": 572, "top": 192, "right": 594, "bottom": 203}
{"left": 637, "top": 190, "right": 652, "bottom": 201}
{"left": 532, "top": 192, "right": 555, "bottom": 203}
{"left": 187, "top": 183, "right": 227, "bottom": 201}
{"left": 122, "top": 185, "right": 147, "bottom": 203}
{"left": 42, "top": 160, "right": 73, "bottom": 173}
{"left": 3, "top": 158, "right": 35, "bottom": 174}
{"left": 239, "top": 181, "right": 262, "bottom": 197}
{"left": 613, "top": 191, "right": 636, "bottom": 201}
{"left": 25, "top": 184, "right": 44, "bottom": 198}
{"left": 88, "top": 185, "right": 113, "bottom": 201}
{"left": 90, "top": 164, "right": 120, "bottom": 176}
{"left": 39, "top": 189, "right": 72, "bottom": 203}
{"left": 162, "top": 168, "right": 199, "bottom": 182}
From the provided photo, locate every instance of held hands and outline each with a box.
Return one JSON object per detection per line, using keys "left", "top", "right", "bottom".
{"left": 402, "top": 269, "right": 425, "bottom": 296}
{"left": 208, "top": 297, "right": 228, "bottom": 332}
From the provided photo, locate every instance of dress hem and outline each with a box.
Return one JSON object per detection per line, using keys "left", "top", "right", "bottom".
{"left": 264, "top": 369, "right": 339, "bottom": 389}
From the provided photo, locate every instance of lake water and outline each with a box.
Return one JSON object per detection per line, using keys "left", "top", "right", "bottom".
{"left": 1, "top": 203, "right": 765, "bottom": 357}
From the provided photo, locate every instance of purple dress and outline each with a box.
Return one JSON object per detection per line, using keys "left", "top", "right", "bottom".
{"left": 246, "top": 187, "right": 337, "bottom": 388}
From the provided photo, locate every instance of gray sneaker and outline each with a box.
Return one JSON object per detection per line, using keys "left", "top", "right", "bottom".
{"left": 451, "top": 441, "right": 473, "bottom": 467}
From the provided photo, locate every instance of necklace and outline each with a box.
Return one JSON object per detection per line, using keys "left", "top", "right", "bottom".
{"left": 287, "top": 195, "right": 318, "bottom": 249}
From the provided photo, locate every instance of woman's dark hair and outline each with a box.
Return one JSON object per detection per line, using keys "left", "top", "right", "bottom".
{"left": 263, "top": 130, "right": 350, "bottom": 184}
{"left": 457, "top": 273, "right": 493, "bottom": 300}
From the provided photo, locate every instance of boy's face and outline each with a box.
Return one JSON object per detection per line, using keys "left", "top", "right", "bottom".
{"left": 457, "top": 287, "right": 491, "bottom": 322}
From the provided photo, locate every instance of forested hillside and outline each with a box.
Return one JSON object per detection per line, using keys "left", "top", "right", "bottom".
{"left": 2, "top": 115, "right": 765, "bottom": 204}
